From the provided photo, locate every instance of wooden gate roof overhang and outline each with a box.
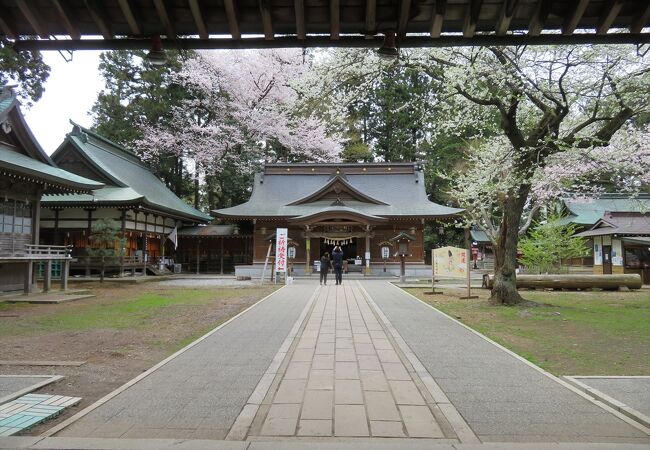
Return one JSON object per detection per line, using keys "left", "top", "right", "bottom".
{"left": 3, "top": 1, "right": 649, "bottom": 52}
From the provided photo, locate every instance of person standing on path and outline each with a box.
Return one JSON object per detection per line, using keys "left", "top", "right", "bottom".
{"left": 332, "top": 245, "right": 344, "bottom": 285}
{"left": 320, "top": 252, "right": 332, "bottom": 285}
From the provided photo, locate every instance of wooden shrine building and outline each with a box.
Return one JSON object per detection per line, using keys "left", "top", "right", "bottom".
{"left": 0, "top": 87, "right": 104, "bottom": 293}
{"left": 39, "top": 123, "right": 211, "bottom": 275}
{"left": 213, "top": 162, "right": 462, "bottom": 277}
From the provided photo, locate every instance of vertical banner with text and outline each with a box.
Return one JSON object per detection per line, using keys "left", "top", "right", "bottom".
{"left": 275, "top": 228, "right": 288, "bottom": 273}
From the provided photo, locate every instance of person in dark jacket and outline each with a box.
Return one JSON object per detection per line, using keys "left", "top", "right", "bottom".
{"left": 331, "top": 246, "right": 344, "bottom": 285}
{"left": 320, "top": 252, "right": 331, "bottom": 285}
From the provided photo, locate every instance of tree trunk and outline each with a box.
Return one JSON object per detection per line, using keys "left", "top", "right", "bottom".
{"left": 490, "top": 187, "right": 530, "bottom": 305}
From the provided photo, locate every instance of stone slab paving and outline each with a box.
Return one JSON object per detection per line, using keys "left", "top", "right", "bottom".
{"left": 572, "top": 377, "right": 650, "bottom": 418}
{"left": 54, "top": 282, "right": 318, "bottom": 440}
{"left": 360, "top": 280, "right": 650, "bottom": 444}
{"left": 249, "top": 284, "right": 453, "bottom": 440}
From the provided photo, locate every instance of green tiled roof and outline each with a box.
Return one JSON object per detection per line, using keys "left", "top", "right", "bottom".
{"left": 214, "top": 164, "right": 463, "bottom": 220}
{"left": 0, "top": 145, "right": 103, "bottom": 191}
{"left": 561, "top": 195, "right": 650, "bottom": 226}
{"left": 470, "top": 229, "right": 490, "bottom": 243}
{"left": 44, "top": 123, "right": 211, "bottom": 222}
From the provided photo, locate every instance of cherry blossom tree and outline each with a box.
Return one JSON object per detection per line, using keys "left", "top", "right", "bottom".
{"left": 303, "top": 45, "right": 648, "bottom": 305}
{"left": 136, "top": 49, "right": 342, "bottom": 208}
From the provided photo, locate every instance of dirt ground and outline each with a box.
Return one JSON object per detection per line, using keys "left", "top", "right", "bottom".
{"left": 0, "top": 280, "right": 277, "bottom": 435}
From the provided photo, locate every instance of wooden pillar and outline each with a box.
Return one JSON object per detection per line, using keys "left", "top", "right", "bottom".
{"left": 365, "top": 225, "right": 371, "bottom": 276}
{"left": 31, "top": 197, "right": 41, "bottom": 287}
{"left": 43, "top": 260, "right": 52, "bottom": 292}
{"left": 61, "top": 260, "right": 69, "bottom": 290}
{"left": 305, "top": 225, "right": 312, "bottom": 275}
{"left": 142, "top": 233, "right": 148, "bottom": 276}
{"left": 86, "top": 208, "right": 93, "bottom": 239}
{"left": 220, "top": 237, "right": 224, "bottom": 275}
{"left": 53, "top": 209, "right": 60, "bottom": 245}
{"left": 24, "top": 261, "right": 33, "bottom": 295}
{"left": 196, "top": 239, "right": 200, "bottom": 274}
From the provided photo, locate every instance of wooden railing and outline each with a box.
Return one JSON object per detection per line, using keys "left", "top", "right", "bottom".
{"left": 0, "top": 238, "right": 72, "bottom": 259}
{"left": 24, "top": 244, "right": 72, "bottom": 258}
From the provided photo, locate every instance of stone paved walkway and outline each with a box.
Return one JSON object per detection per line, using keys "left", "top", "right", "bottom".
{"left": 41, "top": 280, "right": 650, "bottom": 446}
{"left": 361, "top": 281, "right": 650, "bottom": 444}
{"left": 248, "top": 283, "right": 451, "bottom": 439}
{"left": 55, "top": 282, "right": 317, "bottom": 440}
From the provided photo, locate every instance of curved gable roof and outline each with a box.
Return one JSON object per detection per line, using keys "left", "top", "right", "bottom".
{"left": 46, "top": 123, "right": 211, "bottom": 222}
{"left": 214, "top": 163, "right": 463, "bottom": 219}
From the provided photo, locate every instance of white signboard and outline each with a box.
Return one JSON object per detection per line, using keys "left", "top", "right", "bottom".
{"left": 275, "top": 228, "right": 288, "bottom": 273}
{"left": 381, "top": 246, "right": 390, "bottom": 259}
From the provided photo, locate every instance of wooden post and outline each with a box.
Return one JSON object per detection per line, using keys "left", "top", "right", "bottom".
{"left": 196, "top": 239, "right": 200, "bottom": 274}
{"left": 53, "top": 209, "right": 60, "bottom": 245}
{"left": 142, "top": 234, "right": 148, "bottom": 277}
{"left": 305, "top": 227, "right": 311, "bottom": 275}
{"left": 220, "top": 237, "right": 224, "bottom": 275}
{"left": 61, "top": 260, "right": 69, "bottom": 291}
{"left": 44, "top": 260, "right": 52, "bottom": 292}
{"left": 365, "top": 228, "right": 371, "bottom": 276}
{"left": 23, "top": 261, "right": 33, "bottom": 295}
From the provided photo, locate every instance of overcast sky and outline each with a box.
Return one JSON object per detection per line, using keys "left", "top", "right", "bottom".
{"left": 23, "top": 50, "right": 103, "bottom": 155}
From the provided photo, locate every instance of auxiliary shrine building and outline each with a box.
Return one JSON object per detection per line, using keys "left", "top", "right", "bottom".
{"left": 39, "top": 123, "right": 211, "bottom": 274}
{"left": 214, "top": 163, "right": 462, "bottom": 277}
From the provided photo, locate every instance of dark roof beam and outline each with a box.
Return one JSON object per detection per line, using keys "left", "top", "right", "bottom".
{"left": 259, "top": 0, "right": 274, "bottom": 40}
{"left": 51, "top": 0, "right": 81, "bottom": 40}
{"left": 463, "top": 0, "right": 482, "bottom": 38}
{"left": 596, "top": 0, "right": 623, "bottom": 35}
{"left": 430, "top": 0, "right": 446, "bottom": 38}
{"left": 630, "top": 4, "right": 650, "bottom": 34}
{"left": 365, "top": 0, "right": 376, "bottom": 37}
{"left": 84, "top": 0, "right": 113, "bottom": 39}
{"left": 188, "top": 0, "right": 209, "bottom": 39}
{"left": 12, "top": 33, "right": 650, "bottom": 52}
{"left": 152, "top": 0, "right": 176, "bottom": 38}
{"left": 397, "top": 0, "right": 412, "bottom": 37}
{"left": 330, "top": 0, "right": 340, "bottom": 40}
{"left": 16, "top": 0, "right": 48, "bottom": 38}
{"left": 528, "top": 0, "right": 553, "bottom": 36}
{"left": 294, "top": 0, "right": 305, "bottom": 39}
{"left": 563, "top": 0, "right": 590, "bottom": 35}
{"left": 495, "top": 0, "right": 518, "bottom": 35}
{"left": 223, "top": 0, "right": 241, "bottom": 39}
{"left": 118, "top": 0, "right": 142, "bottom": 36}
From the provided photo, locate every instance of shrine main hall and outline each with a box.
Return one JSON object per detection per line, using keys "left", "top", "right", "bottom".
{"left": 213, "top": 162, "right": 462, "bottom": 277}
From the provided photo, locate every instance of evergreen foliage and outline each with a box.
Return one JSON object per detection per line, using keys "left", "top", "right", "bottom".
{"left": 519, "top": 215, "right": 589, "bottom": 274}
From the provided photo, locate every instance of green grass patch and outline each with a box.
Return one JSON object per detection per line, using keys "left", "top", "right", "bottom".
{"left": 406, "top": 288, "right": 650, "bottom": 376}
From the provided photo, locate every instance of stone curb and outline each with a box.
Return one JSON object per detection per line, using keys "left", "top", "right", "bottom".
{"left": 40, "top": 284, "right": 289, "bottom": 438}
{"left": 386, "top": 282, "right": 650, "bottom": 437}
{"left": 2, "top": 436, "right": 650, "bottom": 449}
{"left": 225, "top": 285, "right": 321, "bottom": 440}
{"left": 355, "top": 281, "right": 480, "bottom": 444}
{"left": 563, "top": 376, "right": 650, "bottom": 429}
